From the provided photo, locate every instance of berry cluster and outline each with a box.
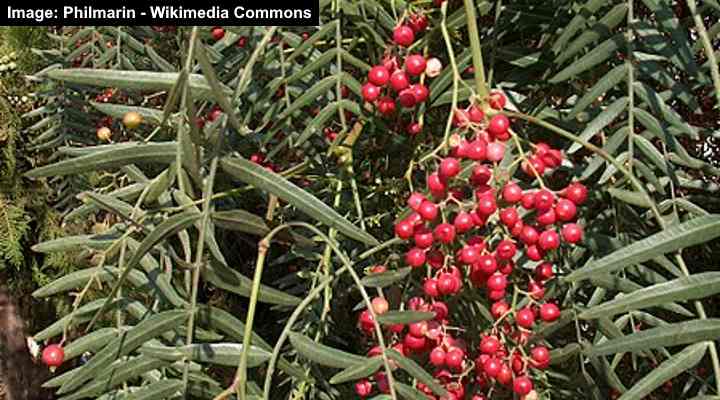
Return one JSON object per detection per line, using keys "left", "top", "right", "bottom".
{"left": 360, "top": 15, "right": 441, "bottom": 128}
{"left": 355, "top": 91, "right": 587, "bottom": 398}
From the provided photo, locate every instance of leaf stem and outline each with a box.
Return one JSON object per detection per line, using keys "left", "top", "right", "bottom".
{"left": 463, "top": 0, "right": 489, "bottom": 101}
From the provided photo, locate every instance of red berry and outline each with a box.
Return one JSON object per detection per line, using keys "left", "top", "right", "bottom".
{"left": 418, "top": 201, "right": 439, "bottom": 221}
{"left": 483, "top": 357, "right": 502, "bottom": 377}
{"left": 393, "top": 25, "right": 415, "bottom": 46}
{"left": 561, "top": 223, "right": 583, "bottom": 244}
{"left": 377, "top": 96, "right": 397, "bottom": 115}
{"left": 489, "top": 90, "right": 507, "bottom": 110}
{"left": 540, "top": 303, "right": 561, "bottom": 322}
{"left": 486, "top": 141, "right": 506, "bottom": 162}
{"left": 371, "top": 297, "right": 389, "bottom": 314}
{"left": 491, "top": 301, "right": 510, "bottom": 319}
{"left": 468, "top": 105, "right": 484, "bottom": 122}
{"left": 476, "top": 195, "right": 497, "bottom": 216}
{"left": 355, "top": 379, "right": 373, "bottom": 397}
{"left": 411, "top": 84, "right": 429, "bottom": 103}
{"left": 539, "top": 229, "right": 560, "bottom": 250}
{"left": 521, "top": 192, "right": 535, "bottom": 209}
{"left": 513, "top": 376, "right": 533, "bottom": 395}
{"left": 398, "top": 89, "right": 417, "bottom": 108}
{"left": 536, "top": 208, "right": 557, "bottom": 226}
{"left": 497, "top": 363, "right": 513, "bottom": 385}
{"left": 453, "top": 212, "right": 474, "bottom": 233}
{"left": 534, "top": 189, "right": 555, "bottom": 211}
{"left": 405, "top": 248, "right": 426, "bottom": 268}
{"left": 496, "top": 240, "right": 517, "bottom": 260}
{"left": 408, "top": 14, "right": 429, "bottom": 33}
{"left": 466, "top": 139, "right": 487, "bottom": 160}
{"left": 430, "top": 347, "right": 446, "bottom": 366}
{"left": 407, "top": 122, "right": 422, "bottom": 136}
{"left": 413, "top": 226, "right": 434, "bottom": 248}
{"left": 390, "top": 70, "right": 410, "bottom": 91}
{"left": 361, "top": 83, "right": 380, "bottom": 102}
{"left": 471, "top": 164, "right": 492, "bottom": 186}
{"left": 477, "top": 254, "right": 498, "bottom": 275}
{"left": 427, "top": 172, "right": 447, "bottom": 197}
{"left": 564, "top": 182, "right": 588, "bottom": 205}
{"left": 445, "top": 348, "right": 465, "bottom": 370}
{"left": 516, "top": 307, "right": 535, "bottom": 328}
{"left": 500, "top": 207, "right": 520, "bottom": 227}
{"left": 531, "top": 345, "right": 550, "bottom": 366}
{"left": 403, "top": 333, "right": 427, "bottom": 350}
{"left": 434, "top": 223, "right": 456, "bottom": 244}
{"left": 502, "top": 182, "right": 523, "bottom": 203}
{"left": 528, "top": 280, "right": 545, "bottom": 300}
{"left": 459, "top": 245, "right": 480, "bottom": 264}
{"left": 42, "top": 344, "right": 64, "bottom": 367}
{"left": 408, "top": 192, "right": 426, "bottom": 211}
{"left": 211, "top": 27, "right": 225, "bottom": 41}
{"left": 526, "top": 244, "right": 545, "bottom": 261}
{"left": 368, "top": 65, "right": 391, "bottom": 86}
{"left": 487, "top": 115, "right": 510, "bottom": 138}
{"left": 395, "top": 219, "right": 414, "bottom": 239}
{"left": 408, "top": 321, "right": 427, "bottom": 337}
{"left": 424, "top": 278, "right": 440, "bottom": 297}
{"left": 480, "top": 336, "right": 501, "bottom": 354}
{"left": 555, "top": 199, "right": 577, "bottom": 222}
{"left": 437, "top": 272, "right": 458, "bottom": 295}
{"left": 535, "top": 262, "right": 555, "bottom": 281}
{"left": 486, "top": 273, "right": 507, "bottom": 291}
{"left": 405, "top": 54, "right": 427, "bottom": 76}
{"left": 439, "top": 157, "right": 461, "bottom": 179}
{"left": 520, "top": 225, "right": 539, "bottom": 245}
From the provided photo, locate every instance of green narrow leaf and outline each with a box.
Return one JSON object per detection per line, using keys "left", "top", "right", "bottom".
{"left": 568, "top": 64, "right": 627, "bottom": 119}
{"left": 278, "top": 75, "right": 337, "bottom": 120}
{"left": 617, "top": 342, "right": 707, "bottom": 400}
{"left": 376, "top": 311, "right": 435, "bottom": 325}
{"left": 288, "top": 332, "right": 365, "bottom": 368}
{"left": 550, "top": 33, "right": 625, "bottom": 83}
{"left": 140, "top": 342, "right": 270, "bottom": 368}
{"left": 62, "top": 328, "right": 118, "bottom": 361}
{"left": 202, "top": 260, "right": 301, "bottom": 306}
{"left": 221, "top": 156, "right": 378, "bottom": 246}
{"left": 287, "top": 21, "right": 337, "bottom": 62}
{"left": 589, "top": 274, "right": 693, "bottom": 317}
{"left": 360, "top": 268, "right": 412, "bottom": 288}
{"left": 211, "top": 209, "right": 269, "bottom": 236}
{"left": 31, "top": 234, "right": 113, "bottom": 253}
{"left": 58, "top": 310, "right": 187, "bottom": 394}
{"left": 590, "top": 319, "right": 720, "bottom": 356}
{"left": 580, "top": 272, "right": 720, "bottom": 319}
{"left": 25, "top": 142, "right": 177, "bottom": 178}
{"left": 45, "top": 69, "right": 224, "bottom": 100}
{"left": 607, "top": 188, "right": 653, "bottom": 208}
{"left": 558, "top": 4, "right": 628, "bottom": 64}
{"left": 329, "top": 357, "right": 384, "bottom": 384}
{"left": 90, "top": 102, "right": 163, "bottom": 126}
{"left": 565, "top": 215, "right": 720, "bottom": 281}
{"left": 125, "top": 379, "right": 184, "bottom": 400}
{"left": 569, "top": 97, "right": 628, "bottom": 153}
{"left": 394, "top": 382, "right": 429, "bottom": 400}
{"left": 386, "top": 349, "right": 448, "bottom": 397}
{"left": 552, "top": 0, "right": 609, "bottom": 52}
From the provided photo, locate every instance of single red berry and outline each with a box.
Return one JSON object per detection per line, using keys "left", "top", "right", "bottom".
{"left": 534, "top": 189, "right": 555, "bottom": 211}
{"left": 395, "top": 219, "right": 414, "bottom": 239}
{"left": 487, "top": 115, "right": 510, "bottom": 138}
{"left": 407, "top": 122, "right": 422, "bottom": 136}
{"left": 489, "top": 90, "right": 507, "bottom": 110}
{"left": 521, "top": 192, "right": 535, "bottom": 209}
{"left": 486, "top": 141, "right": 506, "bottom": 162}
{"left": 477, "top": 254, "right": 498, "bottom": 275}
{"left": 405, "top": 54, "right": 427, "bottom": 76}
{"left": 540, "top": 303, "right": 561, "bottom": 322}
{"left": 408, "top": 192, "right": 426, "bottom": 211}
{"left": 483, "top": 357, "right": 502, "bottom": 377}
{"left": 500, "top": 207, "right": 520, "bottom": 227}
{"left": 430, "top": 347, "right": 446, "bottom": 366}
{"left": 496, "top": 240, "right": 517, "bottom": 260}
{"left": 411, "top": 84, "right": 429, "bottom": 103}
{"left": 561, "top": 223, "right": 583, "bottom": 244}
{"left": 377, "top": 96, "right": 397, "bottom": 115}
{"left": 405, "top": 248, "right": 426, "bottom": 268}
{"left": 539, "top": 229, "right": 560, "bottom": 251}
{"left": 439, "top": 157, "right": 461, "bottom": 179}
{"left": 445, "top": 348, "right": 465, "bottom": 371}
{"left": 211, "top": 27, "right": 225, "bottom": 41}
{"left": 390, "top": 70, "right": 410, "bottom": 91}
{"left": 528, "top": 280, "right": 545, "bottom": 300}
{"left": 434, "top": 223, "right": 456, "bottom": 244}
{"left": 520, "top": 225, "right": 539, "bottom": 245}
{"left": 488, "top": 289, "right": 506, "bottom": 301}
{"left": 466, "top": 139, "right": 487, "bottom": 161}
{"left": 393, "top": 25, "right": 415, "bottom": 46}
{"left": 468, "top": 105, "right": 484, "bottom": 122}
{"left": 516, "top": 307, "right": 535, "bottom": 328}
{"left": 513, "top": 376, "right": 533, "bottom": 395}
{"left": 535, "top": 262, "right": 555, "bottom": 281}
{"left": 564, "top": 182, "right": 588, "bottom": 205}
{"left": 555, "top": 198, "right": 577, "bottom": 222}
{"left": 427, "top": 172, "right": 447, "bottom": 196}
{"left": 502, "top": 182, "right": 523, "bottom": 203}
{"left": 497, "top": 363, "right": 513, "bottom": 385}
{"left": 486, "top": 273, "right": 508, "bottom": 291}
{"left": 491, "top": 301, "right": 510, "bottom": 319}
{"left": 471, "top": 164, "right": 492, "bottom": 186}
{"left": 536, "top": 208, "right": 557, "bottom": 226}
{"left": 361, "top": 83, "right": 380, "bottom": 102}
{"left": 413, "top": 226, "right": 434, "bottom": 248}
{"left": 437, "top": 272, "right": 458, "bottom": 295}
{"left": 526, "top": 244, "right": 545, "bottom": 261}
{"left": 42, "top": 344, "right": 64, "bottom": 368}
{"left": 453, "top": 212, "right": 475, "bottom": 233}
{"left": 459, "top": 245, "right": 480, "bottom": 264}
{"left": 403, "top": 333, "right": 427, "bottom": 350}
{"left": 531, "top": 346, "right": 550, "bottom": 366}
{"left": 480, "top": 336, "right": 501, "bottom": 354}
{"left": 355, "top": 379, "right": 373, "bottom": 397}
{"left": 398, "top": 89, "right": 417, "bottom": 108}
{"left": 476, "top": 195, "right": 497, "bottom": 216}
{"left": 408, "top": 13, "right": 429, "bottom": 32}
{"left": 368, "top": 65, "right": 391, "bottom": 86}
{"left": 371, "top": 297, "right": 389, "bottom": 315}
{"left": 424, "top": 278, "right": 440, "bottom": 297}
{"left": 418, "top": 200, "right": 439, "bottom": 221}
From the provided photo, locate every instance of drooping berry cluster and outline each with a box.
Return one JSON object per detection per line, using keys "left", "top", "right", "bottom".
{"left": 355, "top": 90, "right": 587, "bottom": 399}
{"left": 360, "top": 15, "right": 441, "bottom": 129}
